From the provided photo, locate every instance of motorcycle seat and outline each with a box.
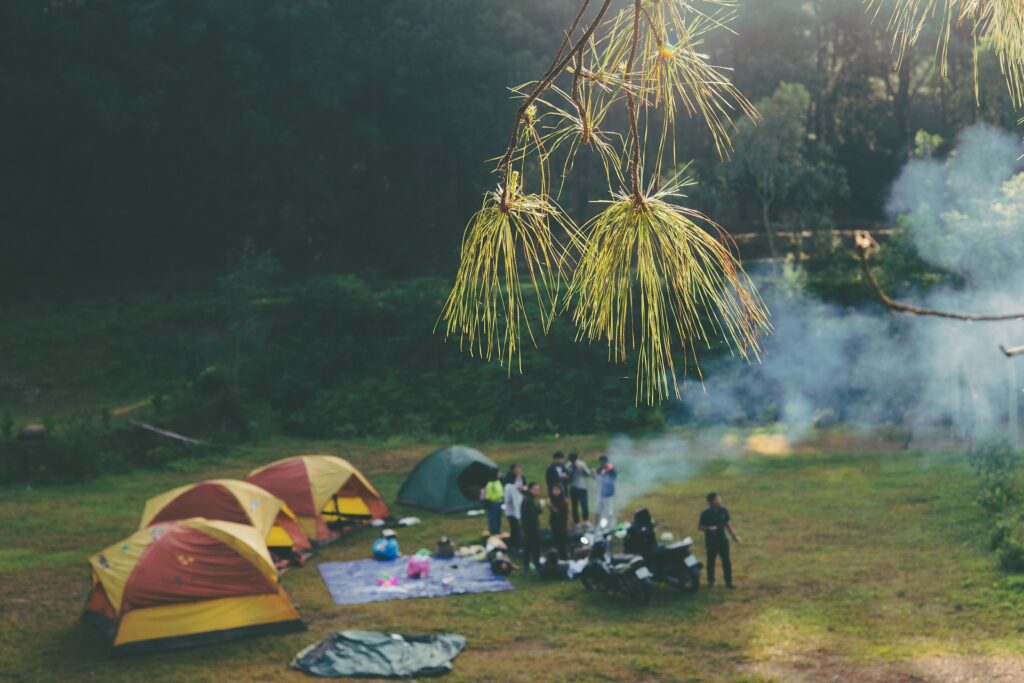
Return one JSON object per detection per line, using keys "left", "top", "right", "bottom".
{"left": 665, "top": 540, "right": 694, "bottom": 551}
{"left": 610, "top": 553, "right": 639, "bottom": 564}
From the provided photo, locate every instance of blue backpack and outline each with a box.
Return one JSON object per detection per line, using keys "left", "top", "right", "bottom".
{"left": 373, "top": 536, "right": 400, "bottom": 561}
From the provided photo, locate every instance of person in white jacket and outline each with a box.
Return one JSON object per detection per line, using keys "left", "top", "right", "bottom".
{"left": 503, "top": 463, "right": 525, "bottom": 552}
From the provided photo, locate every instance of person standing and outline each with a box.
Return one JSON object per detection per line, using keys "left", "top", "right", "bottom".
{"left": 520, "top": 482, "right": 543, "bottom": 570}
{"left": 483, "top": 468, "right": 505, "bottom": 536}
{"left": 545, "top": 451, "right": 568, "bottom": 496}
{"left": 594, "top": 454, "right": 617, "bottom": 526}
{"left": 698, "top": 491, "right": 741, "bottom": 588}
{"left": 567, "top": 451, "right": 593, "bottom": 528}
{"left": 503, "top": 465, "right": 525, "bottom": 551}
{"left": 548, "top": 485, "right": 570, "bottom": 560}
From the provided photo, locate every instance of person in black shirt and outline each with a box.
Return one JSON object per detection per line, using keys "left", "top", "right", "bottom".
{"left": 624, "top": 507, "right": 658, "bottom": 555}
{"left": 545, "top": 451, "right": 568, "bottom": 496}
{"left": 548, "top": 485, "right": 570, "bottom": 560}
{"left": 698, "top": 491, "right": 741, "bottom": 588}
{"left": 520, "top": 482, "right": 544, "bottom": 570}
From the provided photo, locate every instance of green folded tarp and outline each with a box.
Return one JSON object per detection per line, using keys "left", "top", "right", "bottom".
{"left": 290, "top": 630, "right": 467, "bottom": 678}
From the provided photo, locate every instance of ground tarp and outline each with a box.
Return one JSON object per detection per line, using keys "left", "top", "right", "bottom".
{"left": 290, "top": 630, "right": 466, "bottom": 678}
{"left": 317, "top": 557, "right": 513, "bottom": 606}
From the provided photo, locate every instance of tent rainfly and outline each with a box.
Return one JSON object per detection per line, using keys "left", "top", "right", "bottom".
{"left": 246, "top": 455, "right": 389, "bottom": 544}
{"left": 83, "top": 518, "right": 305, "bottom": 655}
{"left": 396, "top": 445, "right": 499, "bottom": 513}
{"left": 139, "top": 479, "right": 313, "bottom": 567}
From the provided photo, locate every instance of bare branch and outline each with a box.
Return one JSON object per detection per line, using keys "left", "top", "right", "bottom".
{"left": 498, "top": 0, "right": 614, "bottom": 209}
{"left": 855, "top": 232, "right": 1024, "bottom": 323}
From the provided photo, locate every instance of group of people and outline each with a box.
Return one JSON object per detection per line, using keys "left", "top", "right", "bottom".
{"left": 481, "top": 452, "right": 742, "bottom": 587}
{"left": 482, "top": 450, "right": 618, "bottom": 571}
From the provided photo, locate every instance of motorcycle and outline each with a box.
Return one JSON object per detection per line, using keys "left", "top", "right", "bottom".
{"left": 578, "top": 528, "right": 653, "bottom": 606}
{"left": 623, "top": 510, "right": 703, "bottom": 594}
{"left": 643, "top": 536, "right": 702, "bottom": 593}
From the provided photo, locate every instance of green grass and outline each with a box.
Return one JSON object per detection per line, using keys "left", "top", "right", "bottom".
{"left": 1, "top": 435, "right": 1022, "bottom": 682}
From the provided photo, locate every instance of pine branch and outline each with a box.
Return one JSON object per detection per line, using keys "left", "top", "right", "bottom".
{"left": 498, "top": 0, "right": 614, "bottom": 210}
{"left": 625, "top": 0, "right": 643, "bottom": 202}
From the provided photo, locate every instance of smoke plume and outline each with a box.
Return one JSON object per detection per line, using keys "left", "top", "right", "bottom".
{"left": 681, "top": 123, "right": 1024, "bottom": 446}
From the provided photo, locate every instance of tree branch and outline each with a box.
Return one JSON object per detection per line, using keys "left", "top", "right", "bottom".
{"left": 1002, "top": 344, "right": 1024, "bottom": 358}
{"left": 855, "top": 232, "right": 1024, "bottom": 323}
{"left": 498, "top": 0, "right": 613, "bottom": 209}
{"left": 625, "top": 0, "right": 643, "bottom": 202}
{"left": 571, "top": 49, "right": 591, "bottom": 144}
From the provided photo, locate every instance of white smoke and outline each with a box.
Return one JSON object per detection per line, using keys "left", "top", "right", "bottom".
{"left": 604, "top": 124, "right": 1024, "bottom": 512}
{"left": 600, "top": 428, "right": 748, "bottom": 523}
{"left": 679, "top": 123, "right": 1024, "bottom": 447}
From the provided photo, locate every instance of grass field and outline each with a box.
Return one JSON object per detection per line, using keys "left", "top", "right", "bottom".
{"left": 2, "top": 432, "right": 1023, "bottom": 682}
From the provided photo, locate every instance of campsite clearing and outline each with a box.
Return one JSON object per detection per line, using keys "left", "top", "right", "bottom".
{"left": 2, "top": 434, "right": 1024, "bottom": 682}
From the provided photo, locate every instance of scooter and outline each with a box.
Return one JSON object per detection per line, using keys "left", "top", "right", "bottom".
{"left": 623, "top": 510, "right": 702, "bottom": 593}
{"left": 578, "top": 528, "right": 653, "bottom": 606}
{"left": 644, "top": 536, "right": 702, "bottom": 593}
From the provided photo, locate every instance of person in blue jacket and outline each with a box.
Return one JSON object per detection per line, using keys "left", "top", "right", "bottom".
{"left": 595, "top": 454, "right": 617, "bottom": 526}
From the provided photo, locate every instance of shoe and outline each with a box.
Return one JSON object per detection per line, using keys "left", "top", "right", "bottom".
{"left": 726, "top": 583, "right": 736, "bottom": 589}
{"left": 707, "top": 582, "right": 715, "bottom": 588}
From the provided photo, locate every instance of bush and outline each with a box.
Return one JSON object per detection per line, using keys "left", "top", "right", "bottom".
{"left": 996, "top": 518, "right": 1024, "bottom": 572}
{"left": 251, "top": 276, "right": 667, "bottom": 441}
{"left": 970, "top": 442, "right": 1022, "bottom": 513}
{"left": 0, "top": 421, "right": 127, "bottom": 485}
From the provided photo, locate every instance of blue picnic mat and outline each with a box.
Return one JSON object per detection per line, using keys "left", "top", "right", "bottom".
{"left": 318, "top": 556, "right": 514, "bottom": 606}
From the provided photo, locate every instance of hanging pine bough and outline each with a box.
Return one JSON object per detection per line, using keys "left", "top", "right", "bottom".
{"left": 570, "top": 175, "right": 767, "bottom": 404}
{"left": 440, "top": 170, "right": 573, "bottom": 372}
{"left": 440, "top": 0, "right": 770, "bottom": 402}
{"left": 868, "top": 0, "right": 1024, "bottom": 107}
{"left": 605, "top": 0, "right": 759, "bottom": 164}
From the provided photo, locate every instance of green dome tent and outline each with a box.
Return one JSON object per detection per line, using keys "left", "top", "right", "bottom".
{"left": 396, "top": 446, "right": 499, "bottom": 513}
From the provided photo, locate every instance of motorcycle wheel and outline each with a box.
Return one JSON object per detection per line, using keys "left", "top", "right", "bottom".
{"left": 580, "top": 564, "right": 605, "bottom": 592}
{"left": 681, "top": 571, "right": 700, "bottom": 594}
{"left": 626, "top": 577, "right": 652, "bottom": 606}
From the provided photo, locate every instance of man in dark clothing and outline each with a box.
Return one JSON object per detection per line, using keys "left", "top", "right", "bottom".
{"left": 548, "top": 485, "right": 570, "bottom": 560}
{"left": 545, "top": 451, "right": 568, "bottom": 496}
{"left": 520, "top": 482, "right": 543, "bottom": 570}
{"left": 698, "top": 491, "right": 741, "bottom": 588}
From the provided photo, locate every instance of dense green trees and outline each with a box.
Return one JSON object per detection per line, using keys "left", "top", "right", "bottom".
{"left": 0, "top": 0, "right": 1017, "bottom": 295}
{"left": 720, "top": 83, "right": 848, "bottom": 257}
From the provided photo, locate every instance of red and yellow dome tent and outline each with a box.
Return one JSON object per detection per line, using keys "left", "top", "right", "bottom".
{"left": 83, "top": 518, "right": 305, "bottom": 655}
{"left": 246, "top": 455, "right": 389, "bottom": 544}
{"left": 139, "top": 479, "right": 313, "bottom": 568}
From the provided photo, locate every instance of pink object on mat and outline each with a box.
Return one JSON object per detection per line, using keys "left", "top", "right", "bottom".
{"left": 407, "top": 555, "right": 431, "bottom": 578}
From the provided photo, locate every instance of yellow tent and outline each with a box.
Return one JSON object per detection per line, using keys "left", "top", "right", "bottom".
{"left": 246, "top": 455, "right": 390, "bottom": 543}
{"left": 139, "top": 479, "right": 313, "bottom": 565}
{"left": 84, "top": 518, "right": 305, "bottom": 654}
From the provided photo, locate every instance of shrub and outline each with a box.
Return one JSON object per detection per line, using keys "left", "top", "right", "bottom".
{"left": 970, "top": 442, "right": 1022, "bottom": 514}
{"left": 997, "top": 520, "right": 1024, "bottom": 572}
{"left": 0, "top": 421, "right": 127, "bottom": 485}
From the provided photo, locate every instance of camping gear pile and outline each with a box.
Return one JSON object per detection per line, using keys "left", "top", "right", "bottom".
{"left": 82, "top": 454, "right": 388, "bottom": 654}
